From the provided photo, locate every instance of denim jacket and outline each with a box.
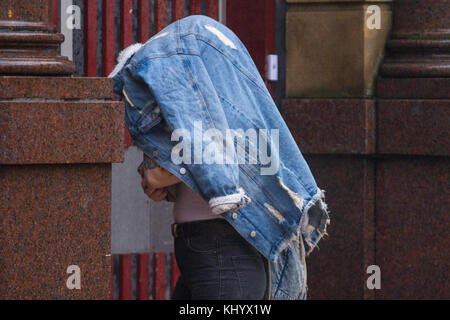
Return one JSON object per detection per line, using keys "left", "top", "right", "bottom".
{"left": 110, "top": 15, "right": 330, "bottom": 300}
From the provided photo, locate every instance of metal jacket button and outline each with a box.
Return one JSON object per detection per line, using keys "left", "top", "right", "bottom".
{"left": 250, "top": 231, "right": 256, "bottom": 238}
{"left": 232, "top": 213, "right": 238, "bottom": 219}
{"left": 153, "top": 150, "right": 158, "bottom": 157}
{"left": 180, "top": 167, "right": 186, "bottom": 174}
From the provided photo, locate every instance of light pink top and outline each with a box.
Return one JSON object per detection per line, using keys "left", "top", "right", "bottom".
{"left": 172, "top": 182, "right": 224, "bottom": 223}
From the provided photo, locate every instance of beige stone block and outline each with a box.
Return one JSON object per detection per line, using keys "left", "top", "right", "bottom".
{"left": 286, "top": 1, "right": 392, "bottom": 98}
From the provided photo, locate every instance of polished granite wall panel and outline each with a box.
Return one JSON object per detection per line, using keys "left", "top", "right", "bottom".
{"left": 377, "top": 99, "right": 450, "bottom": 156}
{"left": 377, "top": 78, "right": 450, "bottom": 99}
{"left": 0, "top": 77, "right": 114, "bottom": 100}
{"left": 282, "top": 99, "right": 375, "bottom": 154}
{"left": 0, "top": 0, "right": 50, "bottom": 24}
{"left": 284, "top": 0, "right": 449, "bottom": 300}
{"left": 0, "top": 164, "right": 111, "bottom": 299}
{"left": 303, "top": 155, "right": 375, "bottom": 300}
{"left": 0, "top": 77, "right": 124, "bottom": 165}
{"left": 375, "top": 158, "right": 450, "bottom": 299}
{"left": 0, "top": 78, "right": 123, "bottom": 299}
{"left": 0, "top": 101, "right": 124, "bottom": 164}
{"left": 281, "top": 98, "right": 376, "bottom": 299}
{"left": 0, "top": 0, "right": 123, "bottom": 300}
{"left": 373, "top": 0, "right": 450, "bottom": 300}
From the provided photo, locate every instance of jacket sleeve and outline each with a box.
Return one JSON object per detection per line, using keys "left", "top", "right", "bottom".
{"left": 128, "top": 53, "right": 251, "bottom": 214}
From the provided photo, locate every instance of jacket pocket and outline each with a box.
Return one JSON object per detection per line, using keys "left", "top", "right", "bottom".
{"left": 135, "top": 100, "right": 162, "bottom": 134}
{"left": 122, "top": 86, "right": 162, "bottom": 135}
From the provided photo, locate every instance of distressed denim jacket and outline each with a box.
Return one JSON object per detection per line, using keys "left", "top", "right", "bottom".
{"left": 110, "top": 15, "right": 330, "bottom": 300}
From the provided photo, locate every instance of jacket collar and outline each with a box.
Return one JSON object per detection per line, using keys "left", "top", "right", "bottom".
{"left": 108, "top": 43, "right": 143, "bottom": 95}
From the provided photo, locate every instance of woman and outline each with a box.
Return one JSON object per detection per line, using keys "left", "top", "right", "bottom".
{"left": 138, "top": 155, "right": 269, "bottom": 300}
{"left": 110, "top": 15, "right": 329, "bottom": 301}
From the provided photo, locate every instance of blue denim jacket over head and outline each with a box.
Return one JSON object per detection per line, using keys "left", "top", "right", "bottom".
{"left": 110, "top": 15, "right": 330, "bottom": 300}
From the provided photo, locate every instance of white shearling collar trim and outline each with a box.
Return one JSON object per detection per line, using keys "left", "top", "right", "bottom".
{"left": 108, "top": 43, "right": 143, "bottom": 78}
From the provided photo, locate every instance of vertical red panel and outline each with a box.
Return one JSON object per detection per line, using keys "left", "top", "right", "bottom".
{"left": 134, "top": 1, "right": 149, "bottom": 152}
{"left": 138, "top": 0, "right": 151, "bottom": 42}
{"left": 136, "top": 253, "right": 150, "bottom": 300}
{"left": 51, "top": 0, "right": 59, "bottom": 30}
{"left": 119, "top": 254, "right": 132, "bottom": 300}
{"left": 153, "top": 252, "right": 166, "bottom": 300}
{"left": 226, "top": 0, "right": 269, "bottom": 77}
{"left": 121, "top": 0, "right": 134, "bottom": 48}
{"left": 172, "top": 0, "right": 184, "bottom": 22}
{"left": 264, "top": 0, "right": 276, "bottom": 56}
{"left": 189, "top": 0, "right": 201, "bottom": 15}
{"left": 110, "top": 256, "right": 114, "bottom": 300}
{"left": 226, "top": 0, "right": 276, "bottom": 96}
{"left": 102, "top": 0, "right": 115, "bottom": 76}
{"left": 205, "top": 0, "right": 218, "bottom": 20}
{"left": 169, "top": 252, "right": 180, "bottom": 298}
{"left": 84, "top": 0, "right": 97, "bottom": 77}
{"left": 264, "top": 0, "right": 276, "bottom": 96}
{"left": 154, "top": 0, "right": 167, "bottom": 33}
{"left": 121, "top": 0, "right": 134, "bottom": 147}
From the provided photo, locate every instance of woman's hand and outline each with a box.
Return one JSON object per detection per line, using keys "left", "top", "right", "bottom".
{"left": 140, "top": 166, "right": 181, "bottom": 201}
{"left": 141, "top": 179, "right": 168, "bottom": 202}
{"left": 142, "top": 166, "right": 181, "bottom": 189}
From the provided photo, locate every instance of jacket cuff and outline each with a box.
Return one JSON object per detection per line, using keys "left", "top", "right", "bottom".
{"left": 209, "top": 188, "right": 251, "bottom": 215}
{"left": 301, "top": 188, "right": 330, "bottom": 256}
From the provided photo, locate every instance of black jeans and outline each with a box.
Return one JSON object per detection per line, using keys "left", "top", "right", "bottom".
{"left": 171, "top": 218, "right": 268, "bottom": 300}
